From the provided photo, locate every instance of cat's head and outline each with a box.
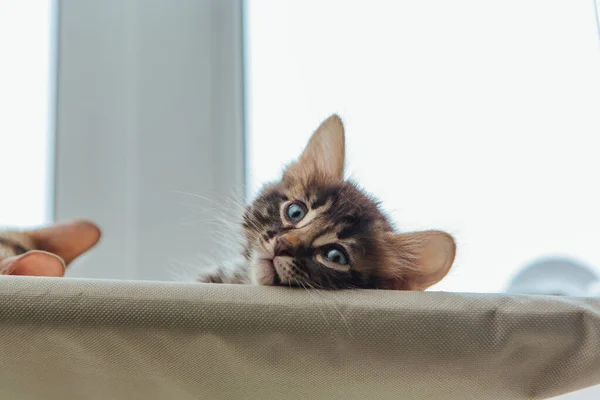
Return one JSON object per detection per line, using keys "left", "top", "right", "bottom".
{"left": 243, "top": 115, "right": 455, "bottom": 290}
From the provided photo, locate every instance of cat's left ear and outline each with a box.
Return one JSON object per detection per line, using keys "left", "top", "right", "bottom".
{"left": 285, "top": 114, "right": 345, "bottom": 182}
{"left": 378, "top": 230, "right": 456, "bottom": 291}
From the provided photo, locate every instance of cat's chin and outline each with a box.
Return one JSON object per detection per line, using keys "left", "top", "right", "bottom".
{"left": 252, "top": 258, "right": 278, "bottom": 286}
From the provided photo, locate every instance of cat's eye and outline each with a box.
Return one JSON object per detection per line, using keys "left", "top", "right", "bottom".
{"left": 285, "top": 202, "right": 308, "bottom": 223}
{"left": 324, "top": 247, "right": 349, "bottom": 265}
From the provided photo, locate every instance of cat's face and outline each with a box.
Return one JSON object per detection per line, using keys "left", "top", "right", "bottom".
{"left": 243, "top": 115, "right": 456, "bottom": 290}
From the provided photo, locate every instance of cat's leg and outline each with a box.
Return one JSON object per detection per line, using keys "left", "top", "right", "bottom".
{"left": 196, "top": 268, "right": 227, "bottom": 283}
{"left": 196, "top": 259, "right": 250, "bottom": 284}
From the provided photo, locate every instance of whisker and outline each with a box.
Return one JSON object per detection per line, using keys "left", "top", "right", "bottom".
{"left": 180, "top": 219, "right": 232, "bottom": 228}
{"left": 295, "top": 277, "right": 333, "bottom": 332}
{"left": 171, "top": 190, "right": 229, "bottom": 208}
{"left": 304, "top": 280, "right": 353, "bottom": 338}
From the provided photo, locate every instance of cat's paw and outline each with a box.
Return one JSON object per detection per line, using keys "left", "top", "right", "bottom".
{"left": 196, "top": 264, "right": 249, "bottom": 284}
{"left": 197, "top": 272, "right": 225, "bottom": 283}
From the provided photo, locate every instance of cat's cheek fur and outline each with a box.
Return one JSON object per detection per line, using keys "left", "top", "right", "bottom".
{"left": 250, "top": 257, "right": 276, "bottom": 285}
{"left": 273, "top": 257, "right": 297, "bottom": 285}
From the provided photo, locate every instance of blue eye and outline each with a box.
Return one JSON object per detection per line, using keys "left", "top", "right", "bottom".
{"left": 286, "top": 202, "right": 307, "bottom": 223}
{"left": 325, "top": 248, "right": 348, "bottom": 265}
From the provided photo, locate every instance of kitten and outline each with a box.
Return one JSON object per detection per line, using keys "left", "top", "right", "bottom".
{"left": 198, "top": 115, "right": 456, "bottom": 290}
{"left": 0, "top": 220, "right": 100, "bottom": 276}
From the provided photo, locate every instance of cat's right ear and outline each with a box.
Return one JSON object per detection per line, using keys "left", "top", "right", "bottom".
{"left": 377, "top": 230, "right": 456, "bottom": 291}
{"left": 284, "top": 114, "right": 346, "bottom": 182}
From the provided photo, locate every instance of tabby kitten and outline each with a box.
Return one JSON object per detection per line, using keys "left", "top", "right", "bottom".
{"left": 198, "top": 115, "right": 456, "bottom": 290}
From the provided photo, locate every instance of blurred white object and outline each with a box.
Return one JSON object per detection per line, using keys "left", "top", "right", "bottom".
{"left": 588, "top": 281, "right": 600, "bottom": 297}
{"left": 506, "top": 257, "right": 600, "bottom": 297}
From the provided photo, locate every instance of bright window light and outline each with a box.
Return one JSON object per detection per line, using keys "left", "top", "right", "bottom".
{"left": 0, "top": 0, "right": 54, "bottom": 228}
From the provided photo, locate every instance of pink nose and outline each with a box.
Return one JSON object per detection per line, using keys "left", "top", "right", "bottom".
{"left": 275, "top": 236, "right": 296, "bottom": 257}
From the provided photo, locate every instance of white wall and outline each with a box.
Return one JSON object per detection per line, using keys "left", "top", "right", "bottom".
{"left": 55, "top": 0, "right": 245, "bottom": 280}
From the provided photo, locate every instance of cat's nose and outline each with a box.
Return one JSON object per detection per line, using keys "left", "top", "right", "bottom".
{"left": 275, "top": 235, "right": 297, "bottom": 257}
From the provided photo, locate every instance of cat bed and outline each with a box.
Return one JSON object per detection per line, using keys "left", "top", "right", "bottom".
{"left": 1, "top": 277, "right": 599, "bottom": 399}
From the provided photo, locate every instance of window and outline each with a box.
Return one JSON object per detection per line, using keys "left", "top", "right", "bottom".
{"left": 245, "top": 0, "right": 600, "bottom": 293}
{"left": 0, "top": 0, "right": 54, "bottom": 228}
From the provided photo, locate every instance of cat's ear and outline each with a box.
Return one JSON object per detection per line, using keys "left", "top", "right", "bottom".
{"left": 28, "top": 219, "right": 101, "bottom": 265}
{"left": 378, "top": 230, "right": 456, "bottom": 291}
{"left": 285, "top": 114, "right": 345, "bottom": 182}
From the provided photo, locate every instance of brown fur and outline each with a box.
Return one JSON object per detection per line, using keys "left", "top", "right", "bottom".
{"left": 200, "top": 115, "right": 456, "bottom": 290}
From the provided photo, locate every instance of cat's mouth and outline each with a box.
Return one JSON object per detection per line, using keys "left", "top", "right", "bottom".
{"left": 272, "top": 264, "right": 281, "bottom": 285}
{"left": 258, "top": 258, "right": 281, "bottom": 285}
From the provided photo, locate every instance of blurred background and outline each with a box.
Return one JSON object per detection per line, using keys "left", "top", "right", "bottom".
{"left": 1, "top": 0, "right": 600, "bottom": 295}
{"left": 1, "top": 1, "right": 600, "bottom": 397}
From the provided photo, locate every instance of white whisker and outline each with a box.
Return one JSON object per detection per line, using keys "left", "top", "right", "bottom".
{"left": 303, "top": 280, "right": 353, "bottom": 338}
{"left": 295, "top": 278, "right": 333, "bottom": 332}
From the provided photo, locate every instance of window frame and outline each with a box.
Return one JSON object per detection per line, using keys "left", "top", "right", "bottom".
{"left": 54, "top": 0, "right": 245, "bottom": 280}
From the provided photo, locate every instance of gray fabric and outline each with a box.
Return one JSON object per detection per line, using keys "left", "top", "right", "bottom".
{"left": 1, "top": 276, "right": 599, "bottom": 399}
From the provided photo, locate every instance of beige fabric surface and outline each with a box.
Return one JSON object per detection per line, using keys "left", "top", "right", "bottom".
{"left": 1, "top": 276, "right": 600, "bottom": 400}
